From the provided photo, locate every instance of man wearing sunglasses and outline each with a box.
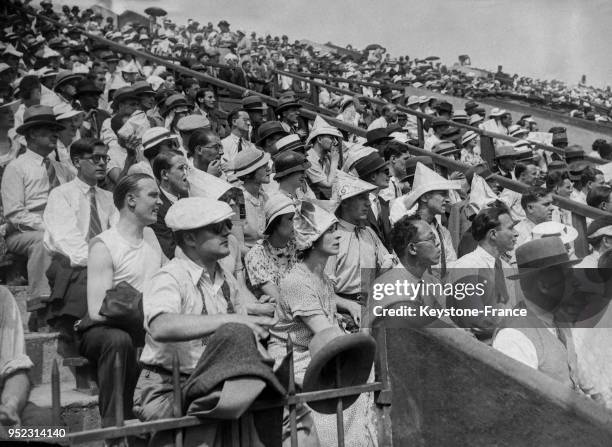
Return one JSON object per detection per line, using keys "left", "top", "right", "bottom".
{"left": 42, "top": 138, "right": 117, "bottom": 366}
{"left": 135, "top": 197, "right": 277, "bottom": 428}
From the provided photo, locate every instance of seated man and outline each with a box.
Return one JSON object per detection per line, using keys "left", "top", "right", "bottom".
{"left": 134, "top": 198, "right": 278, "bottom": 442}
{"left": 82, "top": 173, "right": 166, "bottom": 427}
{"left": 150, "top": 150, "right": 190, "bottom": 259}
{"left": 43, "top": 138, "right": 116, "bottom": 352}
{"left": 2, "top": 105, "right": 75, "bottom": 302}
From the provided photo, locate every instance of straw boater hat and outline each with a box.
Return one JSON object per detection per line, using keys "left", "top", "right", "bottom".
{"left": 461, "top": 130, "right": 479, "bottom": 145}
{"left": 293, "top": 200, "right": 338, "bottom": 250}
{"left": 274, "top": 134, "right": 305, "bottom": 156}
{"left": 264, "top": 194, "right": 295, "bottom": 232}
{"left": 305, "top": 115, "right": 342, "bottom": 145}
{"left": 273, "top": 150, "right": 311, "bottom": 180}
{"left": 507, "top": 237, "right": 580, "bottom": 280}
{"left": 232, "top": 147, "right": 270, "bottom": 178}
{"left": 532, "top": 221, "right": 578, "bottom": 245}
{"left": 141, "top": 127, "right": 178, "bottom": 158}
{"left": 302, "top": 326, "right": 376, "bottom": 413}
{"left": 16, "top": 105, "right": 66, "bottom": 135}
{"left": 401, "top": 162, "right": 462, "bottom": 211}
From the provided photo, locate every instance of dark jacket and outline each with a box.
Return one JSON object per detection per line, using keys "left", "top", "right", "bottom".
{"left": 366, "top": 197, "right": 392, "bottom": 251}
{"left": 149, "top": 190, "right": 176, "bottom": 259}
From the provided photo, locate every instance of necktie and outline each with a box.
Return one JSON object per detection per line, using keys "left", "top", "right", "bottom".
{"left": 433, "top": 221, "right": 447, "bottom": 278}
{"left": 43, "top": 157, "right": 59, "bottom": 190}
{"left": 494, "top": 257, "right": 509, "bottom": 304}
{"left": 88, "top": 187, "right": 103, "bottom": 240}
{"left": 237, "top": 137, "right": 243, "bottom": 153}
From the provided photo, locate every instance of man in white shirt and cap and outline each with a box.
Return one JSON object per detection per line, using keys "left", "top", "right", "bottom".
{"left": 499, "top": 161, "right": 540, "bottom": 222}
{"left": 134, "top": 197, "right": 277, "bottom": 425}
{"left": 391, "top": 163, "right": 462, "bottom": 277}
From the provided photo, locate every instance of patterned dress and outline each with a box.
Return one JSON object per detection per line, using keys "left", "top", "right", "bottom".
{"left": 244, "top": 239, "right": 297, "bottom": 297}
{"left": 268, "top": 263, "right": 378, "bottom": 446}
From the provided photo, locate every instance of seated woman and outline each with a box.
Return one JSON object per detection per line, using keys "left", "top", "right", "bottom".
{"left": 245, "top": 194, "right": 297, "bottom": 303}
{"left": 232, "top": 147, "right": 271, "bottom": 254}
{"left": 268, "top": 200, "right": 377, "bottom": 446}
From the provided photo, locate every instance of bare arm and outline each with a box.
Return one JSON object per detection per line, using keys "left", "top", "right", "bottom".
{"left": 87, "top": 240, "right": 114, "bottom": 321}
{"left": 335, "top": 295, "right": 362, "bottom": 327}
{"left": 0, "top": 371, "right": 30, "bottom": 426}
{"left": 301, "top": 314, "right": 334, "bottom": 334}
{"left": 148, "top": 313, "right": 275, "bottom": 342}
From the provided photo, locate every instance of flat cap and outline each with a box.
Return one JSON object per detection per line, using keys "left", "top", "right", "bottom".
{"left": 165, "top": 198, "right": 234, "bottom": 231}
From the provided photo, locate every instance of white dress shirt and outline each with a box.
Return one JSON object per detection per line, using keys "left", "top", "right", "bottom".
{"left": 221, "top": 133, "right": 256, "bottom": 169}
{"left": 43, "top": 178, "right": 117, "bottom": 267}
{"left": 1, "top": 149, "right": 75, "bottom": 232}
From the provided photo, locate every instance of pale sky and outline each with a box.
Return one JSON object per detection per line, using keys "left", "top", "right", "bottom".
{"left": 105, "top": 0, "right": 612, "bottom": 88}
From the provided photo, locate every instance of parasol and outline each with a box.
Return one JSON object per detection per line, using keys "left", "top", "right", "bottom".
{"left": 144, "top": 7, "right": 167, "bottom": 17}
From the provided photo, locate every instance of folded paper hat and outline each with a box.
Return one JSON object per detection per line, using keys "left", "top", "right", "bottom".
{"left": 303, "top": 326, "right": 376, "bottom": 414}
{"left": 306, "top": 115, "right": 342, "bottom": 145}
{"left": 532, "top": 221, "right": 578, "bottom": 245}
{"left": 402, "top": 162, "right": 462, "bottom": 210}
{"left": 468, "top": 173, "right": 499, "bottom": 212}
{"left": 264, "top": 194, "right": 296, "bottom": 231}
{"left": 332, "top": 170, "right": 377, "bottom": 203}
{"left": 587, "top": 218, "right": 612, "bottom": 239}
{"left": 165, "top": 197, "right": 234, "bottom": 231}
{"left": 188, "top": 169, "right": 236, "bottom": 200}
{"left": 293, "top": 200, "right": 338, "bottom": 250}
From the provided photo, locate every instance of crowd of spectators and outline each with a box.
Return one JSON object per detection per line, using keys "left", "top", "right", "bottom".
{"left": 1, "top": 0, "right": 612, "bottom": 445}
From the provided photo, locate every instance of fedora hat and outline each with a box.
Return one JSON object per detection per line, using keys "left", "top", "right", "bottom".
{"left": 275, "top": 95, "right": 301, "bottom": 115}
{"left": 111, "top": 86, "right": 139, "bottom": 107}
{"left": 306, "top": 115, "right": 342, "bottom": 145}
{"left": 131, "top": 80, "right": 156, "bottom": 96}
{"left": 16, "top": 105, "right": 65, "bottom": 135}
{"left": 53, "top": 70, "right": 84, "bottom": 91}
{"left": 274, "top": 134, "right": 305, "bottom": 155}
{"left": 507, "top": 237, "right": 580, "bottom": 280}
{"left": 264, "top": 194, "right": 295, "bottom": 231}
{"left": 233, "top": 147, "right": 270, "bottom": 178}
{"left": 302, "top": 326, "right": 376, "bottom": 414}
{"left": 365, "top": 128, "right": 393, "bottom": 146}
{"left": 342, "top": 144, "right": 378, "bottom": 174}
{"left": 353, "top": 151, "right": 388, "bottom": 179}
{"left": 494, "top": 145, "right": 520, "bottom": 160}
{"left": 163, "top": 94, "right": 190, "bottom": 116}
{"left": 256, "top": 121, "right": 288, "bottom": 145}
{"left": 74, "top": 79, "right": 102, "bottom": 97}
{"left": 242, "top": 95, "right": 267, "bottom": 111}
{"left": 274, "top": 150, "right": 311, "bottom": 180}
{"left": 401, "top": 162, "right": 462, "bottom": 210}
{"left": 433, "top": 141, "right": 461, "bottom": 158}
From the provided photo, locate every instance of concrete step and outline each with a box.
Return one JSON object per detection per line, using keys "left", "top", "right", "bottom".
{"left": 29, "top": 382, "right": 102, "bottom": 447}
{"left": 25, "top": 332, "right": 76, "bottom": 386}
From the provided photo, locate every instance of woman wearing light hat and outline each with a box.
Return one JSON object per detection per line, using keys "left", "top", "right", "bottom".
{"left": 233, "top": 147, "right": 271, "bottom": 252}
{"left": 460, "top": 130, "right": 485, "bottom": 166}
{"left": 245, "top": 194, "right": 297, "bottom": 303}
{"left": 268, "top": 200, "right": 377, "bottom": 446}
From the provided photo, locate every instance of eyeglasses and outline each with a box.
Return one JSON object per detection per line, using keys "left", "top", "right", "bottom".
{"left": 208, "top": 219, "right": 233, "bottom": 235}
{"left": 82, "top": 154, "right": 110, "bottom": 164}
{"left": 413, "top": 235, "right": 440, "bottom": 247}
{"left": 202, "top": 143, "right": 223, "bottom": 151}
